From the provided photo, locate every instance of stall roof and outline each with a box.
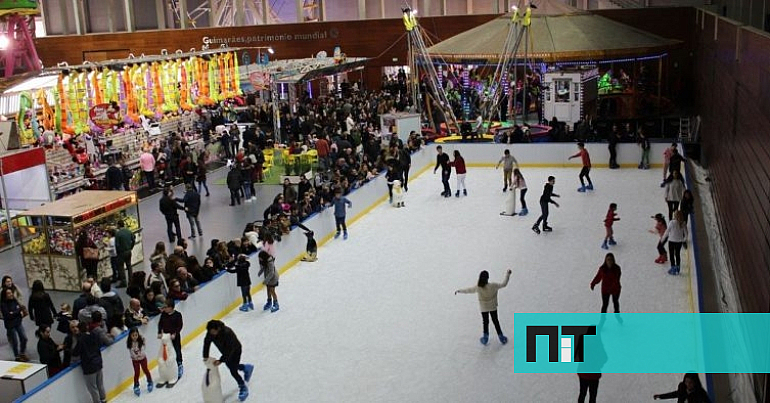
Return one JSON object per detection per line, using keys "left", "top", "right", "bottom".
{"left": 242, "top": 57, "right": 369, "bottom": 84}
{"left": 426, "top": 1, "right": 680, "bottom": 63}
{"left": 20, "top": 191, "right": 135, "bottom": 217}
{"left": 3, "top": 74, "right": 57, "bottom": 94}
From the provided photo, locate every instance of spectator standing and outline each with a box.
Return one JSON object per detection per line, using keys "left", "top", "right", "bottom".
{"left": 72, "top": 320, "right": 112, "bottom": 403}
{"left": 159, "top": 187, "right": 184, "bottom": 244}
{"left": 27, "top": 280, "right": 57, "bottom": 328}
{"left": 1, "top": 288, "right": 29, "bottom": 361}
{"left": 36, "top": 325, "right": 64, "bottom": 376}
{"left": 115, "top": 220, "right": 136, "bottom": 287}
{"left": 105, "top": 159, "right": 123, "bottom": 190}
{"left": 637, "top": 129, "right": 650, "bottom": 169}
{"left": 123, "top": 299, "right": 149, "bottom": 328}
{"left": 139, "top": 149, "right": 157, "bottom": 190}
{"left": 98, "top": 279, "right": 124, "bottom": 328}
{"left": 227, "top": 164, "right": 243, "bottom": 206}
{"left": 157, "top": 298, "right": 184, "bottom": 379}
{"left": 177, "top": 183, "right": 203, "bottom": 239}
{"left": 608, "top": 126, "right": 620, "bottom": 169}
{"left": 196, "top": 159, "right": 210, "bottom": 197}
{"left": 75, "top": 231, "right": 100, "bottom": 279}
{"left": 590, "top": 253, "right": 622, "bottom": 313}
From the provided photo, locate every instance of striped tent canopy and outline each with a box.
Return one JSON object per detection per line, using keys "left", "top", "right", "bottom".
{"left": 426, "top": 1, "right": 680, "bottom": 63}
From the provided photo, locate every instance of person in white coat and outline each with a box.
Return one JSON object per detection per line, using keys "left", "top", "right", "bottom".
{"left": 662, "top": 210, "right": 688, "bottom": 275}
{"left": 664, "top": 170, "right": 685, "bottom": 220}
{"left": 455, "top": 269, "right": 512, "bottom": 345}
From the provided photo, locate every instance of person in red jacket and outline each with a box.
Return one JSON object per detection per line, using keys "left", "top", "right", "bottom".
{"left": 568, "top": 142, "right": 594, "bottom": 192}
{"left": 590, "top": 253, "right": 621, "bottom": 313}
{"left": 601, "top": 203, "right": 620, "bottom": 250}
{"left": 448, "top": 150, "right": 467, "bottom": 197}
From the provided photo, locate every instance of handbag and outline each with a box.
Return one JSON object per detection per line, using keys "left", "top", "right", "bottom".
{"left": 83, "top": 246, "right": 99, "bottom": 260}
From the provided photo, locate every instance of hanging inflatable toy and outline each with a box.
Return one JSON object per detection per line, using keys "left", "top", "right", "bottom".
{"left": 36, "top": 89, "right": 55, "bottom": 131}
{"left": 16, "top": 92, "right": 38, "bottom": 145}
{"left": 233, "top": 51, "right": 241, "bottom": 97}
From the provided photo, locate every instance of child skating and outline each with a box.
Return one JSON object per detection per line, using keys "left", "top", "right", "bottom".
{"left": 455, "top": 269, "right": 512, "bottom": 345}
{"left": 332, "top": 189, "right": 352, "bottom": 239}
{"left": 662, "top": 210, "right": 688, "bottom": 275}
{"left": 258, "top": 251, "right": 280, "bottom": 312}
{"left": 127, "top": 327, "right": 153, "bottom": 396}
{"left": 532, "top": 176, "right": 560, "bottom": 234}
{"left": 226, "top": 254, "right": 253, "bottom": 311}
{"left": 513, "top": 168, "right": 528, "bottom": 215}
{"left": 601, "top": 203, "right": 620, "bottom": 249}
{"left": 650, "top": 213, "right": 668, "bottom": 264}
{"left": 203, "top": 320, "right": 254, "bottom": 402}
{"left": 568, "top": 142, "right": 593, "bottom": 192}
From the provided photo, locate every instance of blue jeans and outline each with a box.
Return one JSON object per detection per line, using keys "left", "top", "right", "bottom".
{"left": 335, "top": 216, "right": 347, "bottom": 233}
{"left": 6, "top": 324, "right": 27, "bottom": 357}
{"left": 242, "top": 181, "right": 252, "bottom": 199}
{"left": 197, "top": 179, "right": 209, "bottom": 195}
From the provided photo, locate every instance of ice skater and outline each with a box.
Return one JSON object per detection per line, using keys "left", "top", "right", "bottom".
{"left": 662, "top": 210, "right": 688, "bottom": 275}
{"left": 590, "top": 253, "right": 621, "bottom": 313}
{"left": 433, "top": 145, "right": 452, "bottom": 197}
{"left": 568, "top": 142, "right": 593, "bottom": 192}
{"left": 650, "top": 213, "right": 668, "bottom": 264}
{"left": 226, "top": 254, "right": 253, "bottom": 312}
{"left": 601, "top": 203, "right": 620, "bottom": 249}
{"left": 532, "top": 176, "right": 560, "bottom": 234}
{"left": 513, "top": 168, "right": 528, "bottom": 215}
{"left": 654, "top": 373, "right": 711, "bottom": 402}
{"left": 449, "top": 150, "right": 467, "bottom": 197}
{"left": 258, "top": 251, "right": 280, "bottom": 312}
{"left": 126, "top": 327, "right": 153, "bottom": 396}
{"left": 332, "top": 189, "right": 352, "bottom": 240}
{"left": 202, "top": 320, "right": 254, "bottom": 402}
{"left": 455, "top": 269, "right": 512, "bottom": 345}
{"left": 386, "top": 162, "right": 401, "bottom": 204}
{"left": 495, "top": 149, "right": 519, "bottom": 192}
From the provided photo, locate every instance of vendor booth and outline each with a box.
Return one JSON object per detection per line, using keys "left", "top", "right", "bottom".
{"left": 18, "top": 191, "right": 143, "bottom": 291}
{"left": 542, "top": 69, "right": 599, "bottom": 127}
{"left": 380, "top": 113, "right": 421, "bottom": 142}
{"left": 0, "top": 147, "right": 51, "bottom": 250}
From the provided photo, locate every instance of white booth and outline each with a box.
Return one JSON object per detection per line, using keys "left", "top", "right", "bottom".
{"left": 379, "top": 113, "right": 420, "bottom": 142}
{"left": 0, "top": 361, "right": 48, "bottom": 403}
{"left": 543, "top": 69, "right": 599, "bottom": 127}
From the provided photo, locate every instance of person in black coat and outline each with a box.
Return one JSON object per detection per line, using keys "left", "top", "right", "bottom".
{"left": 105, "top": 159, "right": 124, "bottom": 190}
{"left": 1, "top": 288, "right": 29, "bottom": 361}
{"left": 227, "top": 165, "right": 243, "bottom": 206}
{"left": 177, "top": 183, "right": 203, "bottom": 239}
{"left": 36, "top": 325, "right": 64, "bottom": 377}
{"left": 72, "top": 321, "right": 112, "bottom": 403}
{"left": 159, "top": 187, "right": 184, "bottom": 244}
{"left": 532, "top": 176, "right": 560, "bottom": 234}
{"left": 203, "top": 320, "right": 254, "bottom": 400}
{"left": 398, "top": 144, "right": 412, "bottom": 191}
{"left": 654, "top": 373, "right": 711, "bottom": 402}
{"left": 263, "top": 194, "right": 284, "bottom": 220}
{"left": 226, "top": 254, "right": 253, "bottom": 311}
{"left": 28, "top": 280, "right": 57, "bottom": 328}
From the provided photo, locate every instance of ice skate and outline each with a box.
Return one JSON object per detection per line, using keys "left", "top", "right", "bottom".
{"left": 503, "top": 186, "right": 507, "bottom": 192}
{"left": 343, "top": 232, "right": 348, "bottom": 240}
{"left": 577, "top": 186, "right": 586, "bottom": 192}
{"left": 147, "top": 381, "right": 153, "bottom": 393}
{"left": 178, "top": 364, "right": 184, "bottom": 379}
{"left": 248, "top": 302, "right": 254, "bottom": 310}
{"left": 463, "top": 189, "right": 467, "bottom": 196}
{"left": 263, "top": 300, "right": 272, "bottom": 311}
{"left": 480, "top": 333, "right": 489, "bottom": 345}
{"left": 334, "top": 231, "right": 341, "bottom": 239}
{"left": 667, "top": 266, "right": 678, "bottom": 275}
{"left": 531, "top": 225, "right": 541, "bottom": 235}
{"left": 243, "top": 364, "right": 254, "bottom": 382}
{"left": 239, "top": 304, "right": 249, "bottom": 312}
{"left": 499, "top": 334, "right": 508, "bottom": 345}
{"left": 134, "top": 385, "right": 141, "bottom": 396}
{"left": 586, "top": 184, "right": 594, "bottom": 190}
{"left": 654, "top": 255, "right": 666, "bottom": 264}
{"left": 238, "top": 385, "right": 249, "bottom": 401}
{"left": 271, "top": 302, "right": 280, "bottom": 312}
{"left": 519, "top": 208, "right": 528, "bottom": 216}
{"left": 601, "top": 240, "right": 609, "bottom": 250}
{"left": 543, "top": 225, "right": 553, "bottom": 232}
{"left": 455, "top": 190, "right": 460, "bottom": 197}
{"left": 608, "top": 238, "right": 617, "bottom": 246}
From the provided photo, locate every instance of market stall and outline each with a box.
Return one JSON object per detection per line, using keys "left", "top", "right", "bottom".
{"left": 18, "top": 191, "right": 142, "bottom": 291}
{"left": 0, "top": 147, "right": 51, "bottom": 250}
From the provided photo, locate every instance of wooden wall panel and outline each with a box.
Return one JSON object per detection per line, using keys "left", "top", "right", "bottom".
{"left": 694, "top": 11, "right": 770, "bottom": 314}
{"left": 34, "top": 15, "right": 499, "bottom": 88}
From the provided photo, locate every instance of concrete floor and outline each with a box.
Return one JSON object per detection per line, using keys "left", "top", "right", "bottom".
{"left": 0, "top": 165, "right": 284, "bottom": 361}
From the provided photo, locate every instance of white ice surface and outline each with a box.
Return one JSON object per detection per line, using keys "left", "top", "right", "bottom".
{"left": 113, "top": 167, "right": 691, "bottom": 403}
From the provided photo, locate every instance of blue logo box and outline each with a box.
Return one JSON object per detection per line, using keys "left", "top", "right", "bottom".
{"left": 513, "top": 313, "right": 770, "bottom": 373}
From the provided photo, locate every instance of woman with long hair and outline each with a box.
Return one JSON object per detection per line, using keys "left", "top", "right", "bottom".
{"left": 28, "top": 280, "right": 57, "bottom": 328}
{"left": 455, "top": 269, "right": 512, "bottom": 345}
{"left": 590, "top": 253, "right": 622, "bottom": 313}
{"left": 662, "top": 210, "right": 688, "bottom": 275}
{"left": 149, "top": 241, "right": 168, "bottom": 269}
{"left": 36, "top": 325, "right": 64, "bottom": 376}
{"left": 75, "top": 231, "right": 99, "bottom": 279}
{"left": 449, "top": 150, "right": 467, "bottom": 197}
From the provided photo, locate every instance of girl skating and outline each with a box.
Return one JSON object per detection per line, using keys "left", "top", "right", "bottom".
{"left": 127, "top": 327, "right": 153, "bottom": 396}
{"left": 513, "top": 169, "right": 528, "bottom": 215}
{"left": 601, "top": 203, "right": 620, "bottom": 249}
{"left": 662, "top": 210, "right": 688, "bottom": 275}
{"left": 650, "top": 213, "right": 668, "bottom": 264}
{"left": 258, "top": 251, "right": 280, "bottom": 312}
{"left": 226, "top": 254, "right": 253, "bottom": 312}
{"left": 455, "top": 269, "right": 512, "bottom": 345}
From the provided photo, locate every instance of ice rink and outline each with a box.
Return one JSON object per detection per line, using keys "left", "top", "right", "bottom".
{"left": 113, "top": 167, "right": 693, "bottom": 402}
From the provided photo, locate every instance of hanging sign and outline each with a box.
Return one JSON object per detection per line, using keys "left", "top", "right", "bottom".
{"left": 89, "top": 103, "right": 121, "bottom": 129}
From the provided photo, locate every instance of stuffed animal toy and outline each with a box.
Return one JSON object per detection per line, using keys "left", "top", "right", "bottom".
{"left": 301, "top": 231, "right": 317, "bottom": 262}
{"left": 391, "top": 180, "right": 405, "bottom": 208}
{"left": 201, "top": 357, "right": 224, "bottom": 403}
{"left": 155, "top": 333, "right": 178, "bottom": 388}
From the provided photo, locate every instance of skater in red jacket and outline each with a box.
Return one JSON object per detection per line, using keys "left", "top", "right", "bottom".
{"left": 448, "top": 150, "right": 467, "bottom": 197}
{"left": 601, "top": 203, "right": 620, "bottom": 249}
{"left": 590, "top": 253, "right": 621, "bottom": 313}
{"left": 650, "top": 213, "right": 668, "bottom": 264}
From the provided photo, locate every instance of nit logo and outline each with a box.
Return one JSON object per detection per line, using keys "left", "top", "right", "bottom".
{"left": 526, "top": 325, "right": 596, "bottom": 363}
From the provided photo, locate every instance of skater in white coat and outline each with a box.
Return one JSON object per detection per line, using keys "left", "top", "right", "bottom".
{"left": 513, "top": 168, "right": 528, "bottom": 215}
{"left": 455, "top": 269, "right": 512, "bottom": 345}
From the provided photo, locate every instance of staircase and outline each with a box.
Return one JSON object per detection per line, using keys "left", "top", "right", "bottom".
{"left": 678, "top": 117, "right": 692, "bottom": 141}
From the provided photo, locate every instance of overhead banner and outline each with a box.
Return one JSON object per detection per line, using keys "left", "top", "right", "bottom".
{"left": 89, "top": 103, "right": 121, "bottom": 129}
{"left": 248, "top": 71, "right": 271, "bottom": 91}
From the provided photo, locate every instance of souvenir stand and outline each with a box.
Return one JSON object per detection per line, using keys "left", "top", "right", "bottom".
{"left": 18, "top": 191, "right": 142, "bottom": 291}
